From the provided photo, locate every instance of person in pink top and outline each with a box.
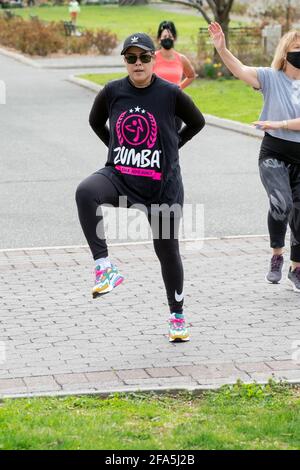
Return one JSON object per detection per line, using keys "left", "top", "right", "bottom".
{"left": 153, "top": 20, "right": 196, "bottom": 89}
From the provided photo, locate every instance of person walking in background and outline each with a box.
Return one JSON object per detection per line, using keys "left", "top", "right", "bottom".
{"left": 76, "top": 33, "right": 205, "bottom": 342}
{"left": 209, "top": 22, "right": 300, "bottom": 292}
{"left": 153, "top": 20, "right": 196, "bottom": 90}
{"left": 68, "top": 0, "right": 80, "bottom": 26}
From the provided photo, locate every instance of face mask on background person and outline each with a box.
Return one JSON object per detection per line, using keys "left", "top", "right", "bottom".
{"left": 161, "top": 38, "right": 174, "bottom": 50}
{"left": 287, "top": 51, "right": 300, "bottom": 69}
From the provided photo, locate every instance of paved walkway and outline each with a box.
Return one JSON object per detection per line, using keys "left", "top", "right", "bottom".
{"left": 33, "top": 53, "right": 124, "bottom": 69}
{"left": 1, "top": 46, "right": 299, "bottom": 398}
{"left": 0, "top": 52, "right": 265, "bottom": 250}
{"left": 0, "top": 45, "right": 124, "bottom": 69}
{"left": 1, "top": 236, "right": 300, "bottom": 398}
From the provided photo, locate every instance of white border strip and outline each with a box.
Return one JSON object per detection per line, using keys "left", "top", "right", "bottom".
{"left": 0, "top": 234, "right": 269, "bottom": 254}
{"left": 0, "top": 46, "right": 123, "bottom": 69}
{"left": 1, "top": 378, "right": 300, "bottom": 399}
{"left": 67, "top": 75, "right": 108, "bottom": 92}
{"left": 0, "top": 46, "right": 41, "bottom": 68}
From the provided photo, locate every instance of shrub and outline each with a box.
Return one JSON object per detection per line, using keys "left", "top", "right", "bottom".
{"left": 202, "top": 58, "right": 223, "bottom": 79}
{"left": 231, "top": 1, "right": 248, "bottom": 16}
{"left": 63, "top": 35, "right": 91, "bottom": 54}
{"left": 62, "top": 29, "right": 118, "bottom": 55}
{"left": 0, "top": 14, "right": 118, "bottom": 56}
{"left": 92, "top": 29, "right": 118, "bottom": 55}
{"left": 18, "top": 21, "right": 64, "bottom": 56}
{"left": 195, "top": 26, "right": 272, "bottom": 78}
{"left": 0, "top": 16, "right": 64, "bottom": 55}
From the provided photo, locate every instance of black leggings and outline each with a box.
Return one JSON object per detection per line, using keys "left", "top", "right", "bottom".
{"left": 259, "top": 158, "right": 300, "bottom": 262}
{"left": 75, "top": 172, "right": 184, "bottom": 314}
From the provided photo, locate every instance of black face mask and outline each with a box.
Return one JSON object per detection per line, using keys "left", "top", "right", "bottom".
{"left": 287, "top": 51, "right": 300, "bottom": 69}
{"left": 160, "top": 38, "right": 174, "bottom": 50}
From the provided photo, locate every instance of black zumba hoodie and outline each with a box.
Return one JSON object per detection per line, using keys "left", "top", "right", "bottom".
{"left": 89, "top": 75, "right": 205, "bottom": 209}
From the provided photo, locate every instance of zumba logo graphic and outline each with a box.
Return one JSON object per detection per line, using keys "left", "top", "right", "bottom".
{"left": 116, "top": 106, "right": 157, "bottom": 149}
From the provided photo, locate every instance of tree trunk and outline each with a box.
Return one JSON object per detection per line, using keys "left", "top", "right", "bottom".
{"left": 213, "top": 13, "right": 230, "bottom": 62}
{"left": 160, "top": 1, "right": 235, "bottom": 72}
{"left": 215, "top": 0, "right": 232, "bottom": 46}
{"left": 212, "top": 1, "right": 232, "bottom": 70}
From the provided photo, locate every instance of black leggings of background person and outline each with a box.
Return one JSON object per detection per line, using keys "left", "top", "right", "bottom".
{"left": 259, "top": 158, "right": 300, "bottom": 262}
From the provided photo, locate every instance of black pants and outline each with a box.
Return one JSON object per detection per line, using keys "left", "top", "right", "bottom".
{"left": 259, "top": 158, "right": 300, "bottom": 262}
{"left": 75, "top": 172, "right": 184, "bottom": 314}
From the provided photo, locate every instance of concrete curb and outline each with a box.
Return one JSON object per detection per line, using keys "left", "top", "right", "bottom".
{"left": 67, "top": 74, "right": 103, "bottom": 93}
{"left": 0, "top": 46, "right": 123, "bottom": 69}
{"left": 0, "top": 233, "right": 269, "bottom": 254}
{"left": 203, "top": 113, "right": 263, "bottom": 138}
{"left": 68, "top": 74, "right": 263, "bottom": 139}
{"left": 39, "top": 61, "right": 123, "bottom": 70}
{"left": 0, "top": 385, "right": 219, "bottom": 400}
{"left": 0, "top": 46, "right": 41, "bottom": 68}
{"left": 2, "top": 379, "right": 300, "bottom": 400}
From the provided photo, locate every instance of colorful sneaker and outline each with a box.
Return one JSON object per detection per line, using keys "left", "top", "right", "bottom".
{"left": 288, "top": 267, "right": 300, "bottom": 293}
{"left": 265, "top": 254, "right": 284, "bottom": 284}
{"left": 168, "top": 313, "right": 190, "bottom": 342}
{"left": 92, "top": 264, "right": 124, "bottom": 299}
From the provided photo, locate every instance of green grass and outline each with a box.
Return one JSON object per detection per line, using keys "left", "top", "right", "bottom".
{"left": 15, "top": 5, "right": 206, "bottom": 46}
{"left": 186, "top": 77, "right": 263, "bottom": 123}
{"left": 14, "top": 5, "right": 245, "bottom": 52}
{"left": 0, "top": 382, "right": 299, "bottom": 450}
{"left": 80, "top": 72, "right": 263, "bottom": 124}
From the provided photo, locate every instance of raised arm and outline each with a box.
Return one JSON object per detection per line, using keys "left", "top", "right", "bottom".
{"left": 208, "top": 22, "right": 260, "bottom": 89}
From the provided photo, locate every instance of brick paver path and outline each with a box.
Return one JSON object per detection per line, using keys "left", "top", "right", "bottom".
{"left": 0, "top": 236, "right": 299, "bottom": 397}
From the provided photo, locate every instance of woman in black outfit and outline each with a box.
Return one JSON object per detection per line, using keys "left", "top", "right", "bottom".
{"left": 76, "top": 33, "right": 205, "bottom": 341}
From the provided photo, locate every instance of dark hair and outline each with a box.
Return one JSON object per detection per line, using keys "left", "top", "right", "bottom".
{"left": 157, "top": 20, "right": 177, "bottom": 40}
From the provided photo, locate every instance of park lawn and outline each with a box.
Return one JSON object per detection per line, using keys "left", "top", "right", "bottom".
{"left": 80, "top": 72, "right": 263, "bottom": 124}
{"left": 14, "top": 5, "right": 246, "bottom": 52}
{"left": 0, "top": 383, "right": 299, "bottom": 450}
{"left": 15, "top": 5, "right": 207, "bottom": 48}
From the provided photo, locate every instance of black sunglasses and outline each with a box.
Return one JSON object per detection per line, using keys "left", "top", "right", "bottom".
{"left": 124, "top": 53, "right": 153, "bottom": 64}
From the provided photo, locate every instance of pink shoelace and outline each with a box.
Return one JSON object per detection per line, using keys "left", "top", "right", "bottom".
{"left": 169, "top": 317, "right": 185, "bottom": 328}
{"left": 95, "top": 268, "right": 106, "bottom": 281}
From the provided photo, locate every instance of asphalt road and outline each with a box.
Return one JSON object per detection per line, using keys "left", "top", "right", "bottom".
{"left": 0, "top": 54, "right": 268, "bottom": 250}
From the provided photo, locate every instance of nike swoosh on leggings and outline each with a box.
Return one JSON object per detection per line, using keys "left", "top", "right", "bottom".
{"left": 175, "top": 290, "right": 184, "bottom": 302}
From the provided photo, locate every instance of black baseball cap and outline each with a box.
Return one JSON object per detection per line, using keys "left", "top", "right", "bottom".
{"left": 121, "top": 33, "right": 155, "bottom": 55}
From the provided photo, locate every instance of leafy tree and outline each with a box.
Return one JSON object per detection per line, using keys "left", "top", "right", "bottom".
{"left": 163, "top": 1, "right": 235, "bottom": 44}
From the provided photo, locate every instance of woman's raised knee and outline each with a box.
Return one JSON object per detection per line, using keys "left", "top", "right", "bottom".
{"left": 75, "top": 180, "right": 94, "bottom": 207}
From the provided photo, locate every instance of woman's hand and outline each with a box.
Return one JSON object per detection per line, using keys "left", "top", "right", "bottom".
{"left": 208, "top": 22, "right": 226, "bottom": 51}
{"left": 253, "top": 120, "right": 286, "bottom": 131}
{"left": 208, "top": 22, "right": 260, "bottom": 89}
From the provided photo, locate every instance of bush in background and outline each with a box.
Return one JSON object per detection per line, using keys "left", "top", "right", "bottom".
{"left": 231, "top": 1, "right": 248, "bottom": 16}
{"left": 0, "top": 14, "right": 118, "bottom": 56}
{"left": 93, "top": 29, "right": 118, "bottom": 55}
{"left": 194, "top": 26, "right": 273, "bottom": 79}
